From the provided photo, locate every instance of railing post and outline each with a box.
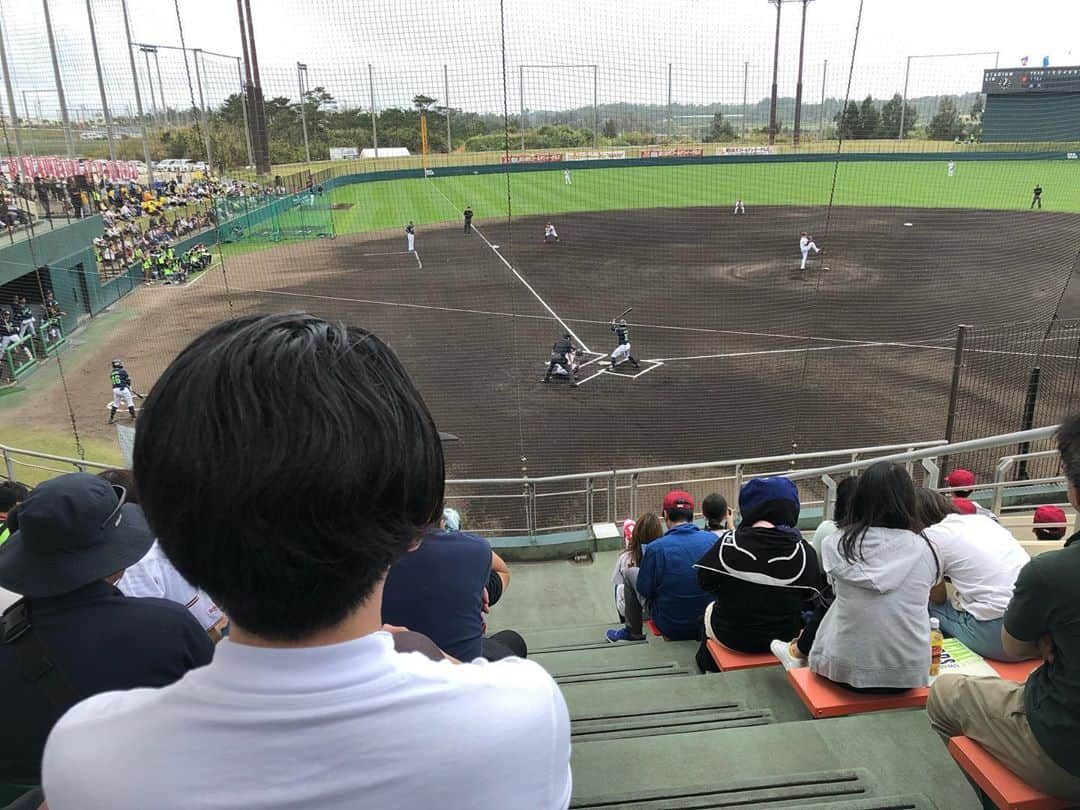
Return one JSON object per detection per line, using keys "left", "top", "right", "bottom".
{"left": 630, "top": 472, "right": 639, "bottom": 520}
{"left": 609, "top": 469, "right": 616, "bottom": 522}
{"left": 523, "top": 480, "right": 535, "bottom": 538}
{"left": 822, "top": 474, "right": 837, "bottom": 521}
{"left": 992, "top": 457, "right": 1013, "bottom": 516}
{"left": 585, "top": 476, "right": 594, "bottom": 526}
{"left": 921, "top": 457, "right": 941, "bottom": 489}
{"left": 3, "top": 448, "right": 15, "bottom": 482}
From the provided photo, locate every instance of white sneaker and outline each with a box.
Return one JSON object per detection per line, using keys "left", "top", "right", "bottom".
{"left": 770, "top": 639, "right": 807, "bottom": 671}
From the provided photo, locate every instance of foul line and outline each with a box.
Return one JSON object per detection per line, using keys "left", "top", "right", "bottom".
{"left": 362, "top": 250, "right": 412, "bottom": 257}
{"left": 414, "top": 251, "right": 423, "bottom": 270}
{"left": 427, "top": 180, "right": 591, "bottom": 353}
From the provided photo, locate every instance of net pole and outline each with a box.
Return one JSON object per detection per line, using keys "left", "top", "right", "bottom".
{"left": 593, "top": 64, "right": 598, "bottom": 148}
{"left": 1017, "top": 367, "right": 1042, "bottom": 480}
{"left": 237, "top": 57, "right": 254, "bottom": 168}
{"left": 742, "top": 61, "right": 748, "bottom": 137}
{"left": 42, "top": 0, "right": 75, "bottom": 158}
{"left": 519, "top": 66, "right": 525, "bottom": 150}
{"left": 192, "top": 49, "right": 214, "bottom": 170}
{"left": 819, "top": 59, "right": 827, "bottom": 136}
{"left": 0, "top": 5, "right": 25, "bottom": 159}
{"left": 367, "top": 63, "right": 378, "bottom": 158}
{"left": 899, "top": 55, "right": 911, "bottom": 139}
{"left": 942, "top": 324, "right": 970, "bottom": 476}
{"left": 792, "top": 0, "right": 811, "bottom": 147}
{"left": 120, "top": 0, "right": 155, "bottom": 185}
{"left": 444, "top": 64, "right": 451, "bottom": 153}
{"left": 667, "top": 62, "right": 672, "bottom": 140}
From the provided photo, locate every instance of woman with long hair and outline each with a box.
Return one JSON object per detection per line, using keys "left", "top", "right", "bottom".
{"left": 611, "top": 513, "right": 664, "bottom": 621}
{"left": 800, "top": 461, "right": 941, "bottom": 690}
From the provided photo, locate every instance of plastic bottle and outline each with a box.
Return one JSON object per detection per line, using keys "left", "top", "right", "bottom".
{"left": 930, "top": 617, "right": 944, "bottom": 677}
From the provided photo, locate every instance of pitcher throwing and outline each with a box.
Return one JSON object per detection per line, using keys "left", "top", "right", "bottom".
{"left": 799, "top": 231, "right": 821, "bottom": 270}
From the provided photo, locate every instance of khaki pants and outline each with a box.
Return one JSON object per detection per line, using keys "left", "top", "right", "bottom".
{"left": 927, "top": 675, "right": 1080, "bottom": 801}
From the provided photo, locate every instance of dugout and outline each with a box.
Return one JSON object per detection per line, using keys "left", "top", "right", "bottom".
{"left": 982, "top": 66, "right": 1080, "bottom": 142}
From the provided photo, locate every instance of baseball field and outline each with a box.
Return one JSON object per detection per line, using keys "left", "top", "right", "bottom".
{"left": 3, "top": 158, "right": 1079, "bottom": 527}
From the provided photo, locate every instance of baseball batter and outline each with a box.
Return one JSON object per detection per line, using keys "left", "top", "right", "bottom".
{"left": 109, "top": 359, "right": 137, "bottom": 423}
{"left": 610, "top": 319, "right": 640, "bottom": 371}
{"left": 799, "top": 231, "right": 821, "bottom": 270}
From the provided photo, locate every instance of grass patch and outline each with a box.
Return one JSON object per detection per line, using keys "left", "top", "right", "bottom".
{"left": 0, "top": 426, "right": 122, "bottom": 486}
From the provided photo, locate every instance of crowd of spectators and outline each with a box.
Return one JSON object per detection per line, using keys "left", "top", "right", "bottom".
{"left": 0, "top": 311, "right": 1077, "bottom": 807}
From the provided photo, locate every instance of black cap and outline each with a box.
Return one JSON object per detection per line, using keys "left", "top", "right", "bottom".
{"left": 0, "top": 473, "right": 155, "bottom": 597}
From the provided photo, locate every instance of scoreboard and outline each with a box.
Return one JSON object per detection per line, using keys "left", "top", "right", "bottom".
{"left": 983, "top": 66, "right": 1080, "bottom": 94}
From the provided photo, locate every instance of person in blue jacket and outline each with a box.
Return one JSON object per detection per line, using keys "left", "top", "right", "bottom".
{"left": 607, "top": 490, "right": 715, "bottom": 642}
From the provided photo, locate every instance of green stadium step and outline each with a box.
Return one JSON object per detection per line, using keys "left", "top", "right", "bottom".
{"left": 552, "top": 660, "right": 695, "bottom": 685}
{"left": 561, "top": 669, "right": 810, "bottom": 724}
{"left": 570, "top": 711, "right": 979, "bottom": 809}
{"left": 523, "top": 623, "right": 630, "bottom": 654}
{"left": 572, "top": 702, "right": 774, "bottom": 743}
{"left": 532, "top": 637, "right": 700, "bottom": 675}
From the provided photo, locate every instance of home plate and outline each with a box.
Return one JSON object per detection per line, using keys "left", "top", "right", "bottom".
{"left": 903, "top": 222, "right": 913, "bottom": 227}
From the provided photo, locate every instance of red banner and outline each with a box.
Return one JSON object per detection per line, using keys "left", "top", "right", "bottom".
{"left": 500, "top": 153, "right": 563, "bottom": 164}
{"left": 1, "top": 154, "right": 141, "bottom": 181}
{"left": 638, "top": 148, "right": 704, "bottom": 159}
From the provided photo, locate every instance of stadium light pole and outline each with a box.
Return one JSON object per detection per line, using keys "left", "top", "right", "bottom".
{"left": 85, "top": 0, "right": 117, "bottom": 162}
{"left": 42, "top": 0, "right": 74, "bottom": 158}
{"left": 120, "top": 0, "right": 154, "bottom": 183}
{"left": 792, "top": 0, "right": 814, "bottom": 148}
{"left": 297, "top": 62, "right": 311, "bottom": 165}
{"left": 767, "top": 0, "right": 782, "bottom": 145}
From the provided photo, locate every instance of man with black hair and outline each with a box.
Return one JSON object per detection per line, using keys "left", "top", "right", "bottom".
{"left": 607, "top": 490, "right": 714, "bottom": 643}
{"left": 609, "top": 318, "right": 640, "bottom": 371}
{"left": 463, "top": 205, "right": 474, "bottom": 234}
{"left": 108, "top": 360, "right": 136, "bottom": 424}
{"left": 928, "top": 414, "right": 1080, "bottom": 802}
{"left": 1032, "top": 185, "right": 1043, "bottom": 209}
{"left": 544, "top": 332, "right": 579, "bottom": 384}
{"left": 0, "top": 480, "right": 29, "bottom": 546}
{"left": 43, "top": 313, "right": 571, "bottom": 810}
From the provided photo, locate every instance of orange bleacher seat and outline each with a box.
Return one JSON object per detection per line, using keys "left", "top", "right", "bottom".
{"left": 787, "top": 668, "right": 929, "bottom": 718}
{"left": 644, "top": 619, "right": 667, "bottom": 639}
{"left": 947, "top": 737, "right": 1072, "bottom": 810}
{"left": 987, "top": 658, "right": 1041, "bottom": 682}
{"left": 706, "top": 638, "right": 779, "bottom": 672}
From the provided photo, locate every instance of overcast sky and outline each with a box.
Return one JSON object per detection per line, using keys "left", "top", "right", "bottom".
{"left": 2, "top": 0, "right": 1078, "bottom": 121}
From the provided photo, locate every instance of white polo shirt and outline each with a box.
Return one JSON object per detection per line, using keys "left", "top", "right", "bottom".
{"left": 43, "top": 631, "right": 572, "bottom": 810}
{"left": 117, "top": 541, "right": 222, "bottom": 631}
{"left": 924, "top": 513, "right": 1030, "bottom": 620}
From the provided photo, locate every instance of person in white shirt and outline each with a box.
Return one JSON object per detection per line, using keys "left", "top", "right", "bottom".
{"left": 563, "top": 168, "right": 572, "bottom": 185}
{"left": 917, "top": 488, "right": 1033, "bottom": 661}
{"left": 43, "top": 313, "right": 572, "bottom": 810}
{"left": 799, "top": 231, "right": 821, "bottom": 270}
{"left": 544, "top": 222, "right": 559, "bottom": 243}
{"left": 118, "top": 540, "right": 222, "bottom": 633}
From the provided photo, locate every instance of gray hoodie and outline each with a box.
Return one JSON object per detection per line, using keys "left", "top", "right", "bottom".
{"left": 809, "top": 527, "right": 938, "bottom": 689}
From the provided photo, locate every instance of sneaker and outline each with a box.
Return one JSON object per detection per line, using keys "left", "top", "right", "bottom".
{"left": 770, "top": 639, "right": 807, "bottom": 671}
{"left": 606, "top": 627, "right": 645, "bottom": 643}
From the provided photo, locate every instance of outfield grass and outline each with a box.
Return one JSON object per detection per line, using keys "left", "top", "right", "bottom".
{"left": 327, "top": 159, "right": 1080, "bottom": 233}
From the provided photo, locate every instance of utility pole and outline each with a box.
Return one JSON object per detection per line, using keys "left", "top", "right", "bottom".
{"left": 0, "top": 5, "right": 24, "bottom": 160}
{"left": 238, "top": 0, "right": 270, "bottom": 174}
{"left": 593, "top": 64, "right": 599, "bottom": 149}
{"left": 742, "top": 61, "right": 749, "bottom": 137}
{"left": 237, "top": 58, "right": 254, "bottom": 167}
{"left": 792, "top": 0, "right": 813, "bottom": 147}
{"left": 767, "top": 0, "right": 782, "bottom": 145}
{"left": 519, "top": 65, "right": 526, "bottom": 151}
{"left": 191, "top": 48, "right": 213, "bottom": 170}
{"left": 42, "top": 0, "right": 74, "bottom": 157}
{"left": 153, "top": 49, "right": 167, "bottom": 123}
{"left": 120, "top": 0, "right": 154, "bottom": 183}
{"left": 819, "top": 59, "right": 828, "bottom": 136}
{"left": 85, "top": 0, "right": 116, "bottom": 162}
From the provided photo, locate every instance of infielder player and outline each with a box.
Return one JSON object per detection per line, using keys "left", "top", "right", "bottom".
{"left": 405, "top": 221, "right": 416, "bottom": 252}
{"left": 610, "top": 319, "right": 640, "bottom": 371}
{"left": 733, "top": 199, "right": 746, "bottom": 215}
{"left": 544, "top": 223, "right": 559, "bottom": 243}
{"left": 109, "top": 359, "right": 137, "bottom": 423}
{"left": 799, "top": 231, "right": 821, "bottom": 270}
{"left": 564, "top": 168, "right": 572, "bottom": 185}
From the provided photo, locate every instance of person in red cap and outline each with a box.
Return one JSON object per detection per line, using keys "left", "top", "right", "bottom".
{"left": 606, "top": 491, "right": 714, "bottom": 643}
{"left": 929, "top": 414, "right": 1080, "bottom": 801}
{"left": 945, "top": 468, "right": 997, "bottom": 520}
{"left": 1034, "top": 505, "right": 1068, "bottom": 541}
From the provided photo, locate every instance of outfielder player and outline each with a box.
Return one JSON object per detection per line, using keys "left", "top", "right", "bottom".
{"left": 564, "top": 168, "right": 572, "bottom": 185}
{"left": 544, "top": 223, "right": 559, "bottom": 243}
{"left": 405, "top": 221, "right": 416, "bottom": 252}
{"left": 610, "top": 319, "right": 640, "bottom": 371}
{"left": 109, "top": 359, "right": 137, "bottom": 423}
{"left": 799, "top": 231, "right": 821, "bottom": 270}
{"left": 733, "top": 199, "right": 746, "bottom": 215}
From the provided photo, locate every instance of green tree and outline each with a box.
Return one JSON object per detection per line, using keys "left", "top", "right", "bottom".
{"left": 857, "top": 96, "right": 880, "bottom": 138}
{"left": 834, "top": 101, "right": 861, "bottom": 140}
{"left": 927, "top": 96, "right": 962, "bottom": 140}
{"left": 412, "top": 94, "right": 437, "bottom": 111}
{"left": 602, "top": 118, "right": 617, "bottom": 139}
{"left": 880, "top": 93, "right": 917, "bottom": 138}
{"left": 970, "top": 94, "right": 984, "bottom": 119}
{"left": 704, "top": 111, "right": 735, "bottom": 142}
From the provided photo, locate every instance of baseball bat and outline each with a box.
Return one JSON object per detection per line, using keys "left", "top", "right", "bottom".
{"left": 614, "top": 306, "right": 633, "bottom": 321}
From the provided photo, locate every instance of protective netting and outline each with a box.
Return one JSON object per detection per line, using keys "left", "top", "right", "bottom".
{"left": 1, "top": 0, "right": 1079, "bottom": 534}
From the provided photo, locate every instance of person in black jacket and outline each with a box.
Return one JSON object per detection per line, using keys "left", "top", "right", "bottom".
{"left": 695, "top": 477, "right": 823, "bottom": 669}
